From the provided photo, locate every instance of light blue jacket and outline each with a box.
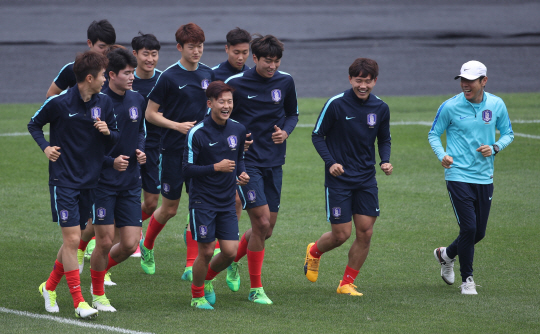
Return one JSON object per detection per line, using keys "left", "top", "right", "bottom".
{"left": 428, "top": 91, "right": 514, "bottom": 184}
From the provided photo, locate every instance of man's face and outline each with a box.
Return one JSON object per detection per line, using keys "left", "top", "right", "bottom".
{"left": 226, "top": 43, "right": 250, "bottom": 70}
{"left": 349, "top": 74, "right": 377, "bottom": 100}
{"left": 253, "top": 55, "right": 280, "bottom": 78}
{"left": 207, "top": 91, "right": 233, "bottom": 124}
{"left": 88, "top": 39, "right": 110, "bottom": 55}
{"left": 89, "top": 68, "right": 107, "bottom": 94}
{"left": 178, "top": 42, "right": 204, "bottom": 65}
{"left": 110, "top": 65, "right": 135, "bottom": 92}
{"left": 460, "top": 77, "right": 487, "bottom": 103}
{"left": 133, "top": 48, "right": 159, "bottom": 73}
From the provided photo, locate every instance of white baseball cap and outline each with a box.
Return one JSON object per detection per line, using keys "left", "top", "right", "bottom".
{"left": 454, "top": 60, "right": 487, "bottom": 80}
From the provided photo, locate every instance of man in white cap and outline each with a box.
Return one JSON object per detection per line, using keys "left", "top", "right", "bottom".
{"left": 428, "top": 60, "right": 514, "bottom": 294}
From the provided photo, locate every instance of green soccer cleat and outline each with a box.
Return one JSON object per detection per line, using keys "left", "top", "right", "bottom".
{"left": 77, "top": 249, "right": 85, "bottom": 274}
{"left": 140, "top": 238, "right": 155, "bottom": 275}
{"left": 84, "top": 239, "right": 95, "bottom": 260}
{"left": 181, "top": 266, "right": 193, "bottom": 281}
{"left": 226, "top": 262, "right": 241, "bottom": 292}
{"left": 213, "top": 247, "right": 221, "bottom": 257}
{"left": 248, "top": 287, "right": 273, "bottom": 305}
{"left": 92, "top": 294, "right": 116, "bottom": 312}
{"left": 104, "top": 271, "right": 116, "bottom": 286}
{"left": 191, "top": 297, "right": 214, "bottom": 310}
{"left": 74, "top": 301, "right": 98, "bottom": 319}
{"left": 39, "top": 282, "right": 59, "bottom": 313}
{"left": 204, "top": 280, "right": 216, "bottom": 305}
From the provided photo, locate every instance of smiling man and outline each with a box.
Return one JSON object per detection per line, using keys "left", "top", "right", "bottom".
{"left": 306, "top": 58, "right": 392, "bottom": 297}
{"left": 429, "top": 60, "right": 514, "bottom": 295}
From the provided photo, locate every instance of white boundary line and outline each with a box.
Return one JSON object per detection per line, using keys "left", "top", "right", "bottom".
{"left": 0, "top": 307, "right": 154, "bottom": 334}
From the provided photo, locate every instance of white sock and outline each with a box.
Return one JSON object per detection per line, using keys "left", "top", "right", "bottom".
{"left": 441, "top": 248, "right": 453, "bottom": 262}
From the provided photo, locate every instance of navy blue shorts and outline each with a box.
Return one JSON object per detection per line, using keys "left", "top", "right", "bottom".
{"left": 160, "top": 153, "right": 185, "bottom": 200}
{"left": 189, "top": 207, "right": 239, "bottom": 242}
{"left": 238, "top": 165, "right": 282, "bottom": 212}
{"left": 49, "top": 186, "right": 93, "bottom": 229}
{"left": 141, "top": 146, "right": 160, "bottom": 194}
{"left": 325, "top": 186, "right": 379, "bottom": 224}
{"left": 93, "top": 187, "right": 142, "bottom": 227}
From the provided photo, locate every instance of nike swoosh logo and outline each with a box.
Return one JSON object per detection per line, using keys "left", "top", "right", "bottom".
{"left": 69, "top": 113, "right": 77, "bottom": 117}
{"left": 460, "top": 116, "right": 468, "bottom": 120}
{"left": 346, "top": 116, "right": 355, "bottom": 120}
{"left": 489, "top": 197, "right": 492, "bottom": 200}
{"left": 179, "top": 85, "right": 187, "bottom": 89}
{"left": 248, "top": 95, "right": 257, "bottom": 99}
{"left": 114, "top": 114, "right": 118, "bottom": 118}
{"left": 209, "top": 142, "right": 218, "bottom": 146}
{"left": 376, "top": 208, "right": 380, "bottom": 212}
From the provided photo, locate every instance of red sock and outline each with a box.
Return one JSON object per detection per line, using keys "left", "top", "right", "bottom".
{"left": 191, "top": 283, "right": 204, "bottom": 298}
{"left": 78, "top": 239, "right": 90, "bottom": 251}
{"left": 310, "top": 241, "right": 323, "bottom": 258}
{"left": 205, "top": 265, "right": 220, "bottom": 281}
{"left": 233, "top": 233, "right": 248, "bottom": 262}
{"left": 90, "top": 269, "right": 106, "bottom": 296}
{"left": 215, "top": 240, "right": 221, "bottom": 249}
{"left": 340, "top": 265, "right": 360, "bottom": 286}
{"left": 45, "top": 260, "right": 64, "bottom": 291}
{"left": 247, "top": 249, "right": 265, "bottom": 288}
{"left": 144, "top": 214, "right": 165, "bottom": 249}
{"left": 141, "top": 210, "right": 151, "bottom": 221}
{"left": 185, "top": 231, "right": 198, "bottom": 267}
{"left": 91, "top": 236, "right": 95, "bottom": 241}
{"left": 106, "top": 253, "right": 119, "bottom": 271}
{"left": 64, "top": 269, "right": 84, "bottom": 307}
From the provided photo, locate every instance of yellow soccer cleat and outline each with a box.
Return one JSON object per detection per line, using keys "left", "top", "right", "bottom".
{"left": 303, "top": 242, "right": 320, "bottom": 282}
{"left": 336, "top": 280, "right": 363, "bottom": 297}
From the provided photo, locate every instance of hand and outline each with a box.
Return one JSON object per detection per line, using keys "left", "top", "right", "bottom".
{"left": 136, "top": 149, "right": 146, "bottom": 165}
{"left": 237, "top": 172, "right": 250, "bottom": 186}
{"left": 441, "top": 155, "right": 453, "bottom": 169}
{"left": 272, "top": 125, "right": 288, "bottom": 144}
{"left": 114, "top": 155, "right": 129, "bottom": 171}
{"left": 244, "top": 133, "right": 253, "bottom": 152}
{"left": 44, "top": 146, "right": 61, "bottom": 162}
{"left": 94, "top": 117, "right": 110, "bottom": 135}
{"left": 476, "top": 144, "right": 493, "bottom": 157}
{"left": 329, "top": 163, "right": 344, "bottom": 177}
{"left": 214, "top": 159, "right": 235, "bottom": 173}
{"left": 380, "top": 163, "right": 393, "bottom": 175}
{"left": 176, "top": 121, "right": 197, "bottom": 135}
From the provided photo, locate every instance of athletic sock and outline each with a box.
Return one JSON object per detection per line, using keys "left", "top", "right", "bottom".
{"left": 310, "top": 241, "right": 323, "bottom": 258}
{"left": 144, "top": 214, "right": 165, "bottom": 249}
{"left": 340, "top": 265, "right": 360, "bottom": 286}
{"left": 233, "top": 233, "right": 248, "bottom": 262}
{"left": 441, "top": 248, "right": 452, "bottom": 262}
{"left": 205, "top": 265, "right": 220, "bottom": 281}
{"left": 141, "top": 209, "right": 151, "bottom": 221}
{"left": 90, "top": 269, "right": 106, "bottom": 296}
{"left": 247, "top": 249, "right": 265, "bottom": 289}
{"left": 106, "top": 253, "right": 119, "bottom": 271}
{"left": 64, "top": 269, "right": 84, "bottom": 307}
{"left": 185, "top": 231, "right": 198, "bottom": 267}
{"left": 78, "top": 239, "right": 90, "bottom": 252}
{"left": 215, "top": 240, "right": 221, "bottom": 250}
{"left": 191, "top": 283, "right": 205, "bottom": 298}
{"left": 45, "top": 260, "right": 64, "bottom": 291}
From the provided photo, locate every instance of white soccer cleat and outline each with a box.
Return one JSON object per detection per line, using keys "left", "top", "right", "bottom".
{"left": 104, "top": 271, "right": 116, "bottom": 286}
{"left": 460, "top": 276, "right": 479, "bottom": 295}
{"left": 92, "top": 294, "right": 117, "bottom": 312}
{"left": 39, "top": 282, "right": 59, "bottom": 313}
{"left": 434, "top": 247, "right": 455, "bottom": 285}
{"left": 75, "top": 301, "right": 99, "bottom": 319}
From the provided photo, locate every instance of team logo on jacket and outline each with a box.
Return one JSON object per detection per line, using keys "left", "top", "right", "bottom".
{"left": 129, "top": 106, "right": 139, "bottom": 121}
{"left": 482, "top": 110, "right": 492, "bottom": 123}
{"left": 201, "top": 79, "right": 210, "bottom": 90}
{"left": 60, "top": 210, "right": 69, "bottom": 221}
{"left": 247, "top": 190, "right": 256, "bottom": 203}
{"left": 367, "top": 113, "right": 377, "bottom": 127}
{"left": 271, "top": 89, "right": 282, "bottom": 103}
{"left": 97, "top": 207, "right": 106, "bottom": 219}
{"left": 162, "top": 183, "right": 170, "bottom": 193}
{"left": 331, "top": 207, "right": 341, "bottom": 218}
{"left": 227, "top": 135, "right": 238, "bottom": 149}
{"left": 199, "top": 225, "right": 208, "bottom": 238}
{"left": 91, "top": 106, "right": 102, "bottom": 120}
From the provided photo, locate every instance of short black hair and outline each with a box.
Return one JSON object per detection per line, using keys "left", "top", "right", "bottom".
{"left": 349, "top": 58, "right": 379, "bottom": 79}
{"left": 87, "top": 19, "right": 116, "bottom": 45}
{"left": 131, "top": 32, "right": 161, "bottom": 52}
{"left": 106, "top": 48, "right": 137, "bottom": 75}
{"left": 73, "top": 51, "right": 108, "bottom": 83}
{"left": 251, "top": 34, "right": 284, "bottom": 60}
{"left": 226, "top": 27, "right": 251, "bottom": 46}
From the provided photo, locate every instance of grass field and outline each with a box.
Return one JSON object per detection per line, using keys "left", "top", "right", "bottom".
{"left": 1, "top": 93, "right": 539, "bottom": 333}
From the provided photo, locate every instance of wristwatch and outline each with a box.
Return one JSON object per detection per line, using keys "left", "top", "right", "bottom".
{"left": 493, "top": 144, "right": 500, "bottom": 155}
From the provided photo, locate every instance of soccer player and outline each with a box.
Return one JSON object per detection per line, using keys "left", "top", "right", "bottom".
{"left": 46, "top": 19, "right": 116, "bottom": 98}
{"left": 225, "top": 34, "right": 299, "bottom": 304}
{"left": 29, "top": 50, "right": 118, "bottom": 318}
{"left": 183, "top": 81, "right": 249, "bottom": 310}
{"left": 212, "top": 27, "right": 251, "bottom": 81}
{"left": 305, "top": 58, "right": 392, "bottom": 297}
{"left": 140, "top": 23, "right": 215, "bottom": 275}
{"left": 131, "top": 32, "right": 162, "bottom": 257}
{"left": 90, "top": 48, "right": 146, "bottom": 312}
{"left": 429, "top": 60, "right": 514, "bottom": 294}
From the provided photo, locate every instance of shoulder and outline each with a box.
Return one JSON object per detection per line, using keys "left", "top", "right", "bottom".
{"left": 438, "top": 93, "right": 462, "bottom": 112}
{"left": 370, "top": 94, "right": 389, "bottom": 109}
{"left": 229, "top": 118, "right": 246, "bottom": 132}
{"left": 127, "top": 90, "right": 145, "bottom": 104}
{"left": 60, "top": 62, "right": 74, "bottom": 72}
{"left": 485, "top": 92, "right": 506, "bottom": 107}
{"left": 198, "top": 62, "right": 214, "bottom": 72}
{"left": 224, "top": 72, "right": 246, "bottom": 84}
{"left": 324, "top": 92, "right": 346, "bottom": 108}
{"left": 211, "top": 62, "right": 222, "bottom": 71}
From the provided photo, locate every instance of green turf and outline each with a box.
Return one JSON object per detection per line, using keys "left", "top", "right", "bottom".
{"left": 1, "top": 93, "right": 539, "bottom": 333}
